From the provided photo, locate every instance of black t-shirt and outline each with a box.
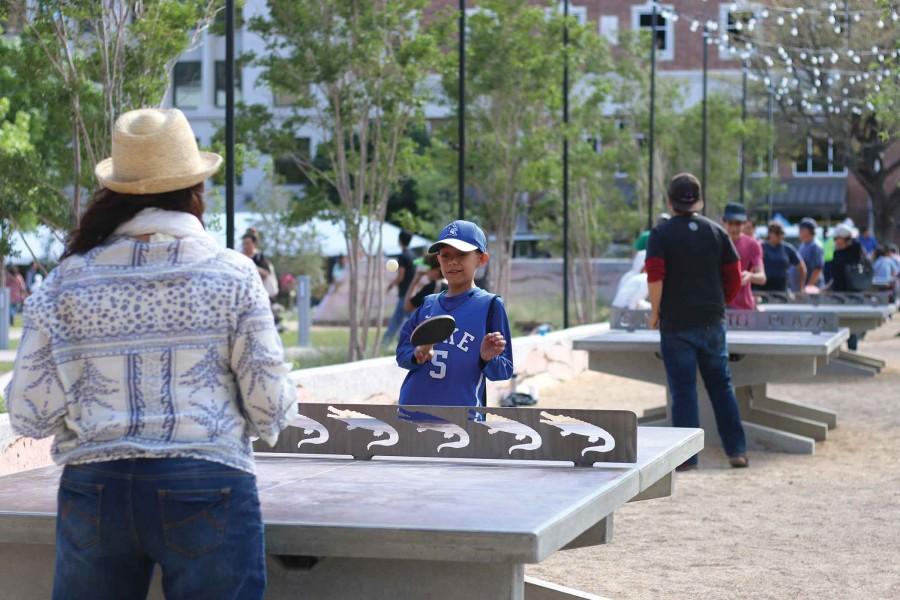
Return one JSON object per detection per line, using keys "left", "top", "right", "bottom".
{"left": 250, "top": 252, "right": 271, "bottom": 273}
{"left": 831, "top": 239, "right": 864, "bottom": 292}
{"left": 397, "top": 250, "right": 415, "bottom": 297}
{"left": 647, "top": 214, "right": 739, "bottom": 332}
{"left": 410, "top": 280, "right": 447, "bottom": 308}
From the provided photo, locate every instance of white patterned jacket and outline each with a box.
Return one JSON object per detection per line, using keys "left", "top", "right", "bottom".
{"left": 4, "top": 210, "right": 298, "bottom": 474}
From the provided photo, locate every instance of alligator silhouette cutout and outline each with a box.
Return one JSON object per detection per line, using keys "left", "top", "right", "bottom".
{"left": 398, "top": 410, "right": 470, "bottom": 453}
{"left": 477, "top": 415, "right": 542, "bottom": 454}
{"left": 288, "top": 414, "right": 330, "bottom": 448}
{"left": 539, "top": 411, "right": 616, "bottom": 455}
{"left": 327, "top": 406, "right": 400, "bottom": 450}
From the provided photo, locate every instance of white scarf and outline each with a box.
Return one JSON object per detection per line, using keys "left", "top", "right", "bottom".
{"left": 114, "top": 208, "right": 218, "bottom": 245}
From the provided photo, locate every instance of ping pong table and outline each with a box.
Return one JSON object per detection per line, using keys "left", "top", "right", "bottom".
{"left": 756, "top": 302, "right": 895, "bottom": 375}
{"left": 574, "top": 310, "right": 850, "bottom": 456}
{"left": 0, "top": 405, "right": 701, "bottom": 600}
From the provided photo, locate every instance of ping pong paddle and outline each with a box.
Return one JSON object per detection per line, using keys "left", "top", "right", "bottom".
{"left": 410, "top": 315, "right": 456, "bottom": 347}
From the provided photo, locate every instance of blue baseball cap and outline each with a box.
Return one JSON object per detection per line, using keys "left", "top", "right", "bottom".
{"left": 428, "top": 220, "right": 488, "bottom": 254}
{"left": 723, "top": 202, "right": 747, "bottom": 222}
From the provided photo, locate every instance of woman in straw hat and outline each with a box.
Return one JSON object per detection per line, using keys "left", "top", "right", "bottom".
{"left": 5, "top": 108, "right": 297, "bottom": 600}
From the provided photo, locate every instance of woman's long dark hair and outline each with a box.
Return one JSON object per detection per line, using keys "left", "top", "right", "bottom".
{"left": 63, "top": 183, "right": 206, "bottom": 259}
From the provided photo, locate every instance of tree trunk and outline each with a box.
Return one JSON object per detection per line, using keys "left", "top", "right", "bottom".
{"left": 72, "top": 120, "right": 81, "bottom": 227}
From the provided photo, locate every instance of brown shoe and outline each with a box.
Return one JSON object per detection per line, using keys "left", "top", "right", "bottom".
{"left": 728, "top": 454, "right": 749, "bottom": 468}
{"left": 675, "top": 462, "right": 698, "bottom": 472}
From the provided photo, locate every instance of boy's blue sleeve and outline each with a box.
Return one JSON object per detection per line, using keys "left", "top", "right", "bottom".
{"left": 483, "top": 296, "right": 514, "bottom": 382}
{"left": 396, "top": 305, "right": 424, "bottom": 371}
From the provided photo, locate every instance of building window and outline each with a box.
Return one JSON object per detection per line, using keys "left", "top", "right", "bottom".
{"left": 274, "top": 138, "right": 312, "bottom": 185}
{"left": 546, "top": 3, "right": 587, "bottom": 25}
{"left": 632, "top": 4, "right": 673, "bottom": 61}
{"left": 599, "top": 15, "right": 619, "bottom": 45}
{"left": 720, "top": 3, "right": 755, "bottom": 59}
{"left": 173, "top": 62, "right": 202, "bottom": 109}
{"left": 215, "top": 61, "right": 242, "bottom": 107}
{"left": 794, "top": 137, "right": 847, "bottom": 176}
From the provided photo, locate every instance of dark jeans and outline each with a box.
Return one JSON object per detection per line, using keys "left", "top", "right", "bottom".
{"left": 660, "top": 322, "right": 747, "bottom": 465}
{"left": 53, "top": 458, "right": 265, "bottom": 600}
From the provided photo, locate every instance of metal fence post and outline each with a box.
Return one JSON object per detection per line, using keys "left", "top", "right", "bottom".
{"left": 296, "top": 275, "right": 311, "bottom": 347}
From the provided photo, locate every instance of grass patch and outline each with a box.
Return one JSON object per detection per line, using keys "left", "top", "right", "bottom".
{"left": 0, "top": 362, "right": 13, "bottom": 374}
{"left": 284, "top": 327, "right": 393, "bottom": 370}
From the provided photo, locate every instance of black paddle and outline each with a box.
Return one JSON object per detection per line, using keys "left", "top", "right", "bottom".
{"left": 410, "top": 315, "right": 456, "bottom": 347}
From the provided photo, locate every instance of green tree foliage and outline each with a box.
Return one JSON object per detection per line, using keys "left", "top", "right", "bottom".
{"left": 2, "top": 1, "right": 222, "bottom": 251}
{"left": 431, "top": 0, "right": 562, "bottom": 299}
{"left": 745, "top": 0, "right": 899, "bottom": 241}
{"left": 247, "top": 0, "right": 438, "bottom": 360}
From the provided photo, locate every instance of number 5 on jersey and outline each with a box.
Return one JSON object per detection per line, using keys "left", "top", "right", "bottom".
{"left": 429, "top": 349, "right": 449, "bottom": 379}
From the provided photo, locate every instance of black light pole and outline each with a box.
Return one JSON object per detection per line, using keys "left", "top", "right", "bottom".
{"left": 647, "top": 1, "right": 657, "bottom": 230}
{"left": 458, "top": 0, "right": 466, "bottom": 221}
{"left": 701, "top": 25, "right": 709, "bottom": 215}
{"left": 562, "top": 0, "right": 570, "bottom": 329}
{"left": 225, "top": 0, "right": 235, "bottom": 249}
{"left": 739, "top": 62, "right": 747, "bottom": 206}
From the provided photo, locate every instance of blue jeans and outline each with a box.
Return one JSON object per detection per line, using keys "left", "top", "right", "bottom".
{"left": 53, "top": 458, "right": 266, "bottom": 600}
{"left": 660, "top": 322, "right": 747, "bottom": 465}
{"left": 382, "top": 297, "right": 411, "bottom": 346}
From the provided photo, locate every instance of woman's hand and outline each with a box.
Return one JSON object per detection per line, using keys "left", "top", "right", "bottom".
{"left": 480, "top": 332, "right": 506, "bottom": 362}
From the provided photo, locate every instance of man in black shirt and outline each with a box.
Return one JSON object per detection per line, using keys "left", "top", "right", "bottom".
{"left": 382, "top": 230, "right": 416, "bottom": 346}
{"left": 646, "top": 173, "right": 748, "bottom": 470}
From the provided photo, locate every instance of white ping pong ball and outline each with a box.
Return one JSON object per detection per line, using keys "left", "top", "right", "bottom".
{"left": 386, "top": 258, "right": 399, "bottom": 272}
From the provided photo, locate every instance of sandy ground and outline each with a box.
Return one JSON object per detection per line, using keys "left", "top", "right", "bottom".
{"left": 529, "top": 318, "right": 900, "bottom": 600}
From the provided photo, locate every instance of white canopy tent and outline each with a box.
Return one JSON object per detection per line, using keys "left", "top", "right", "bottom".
{"left": 7, "top": 213, "right": 431, "bottom": 264}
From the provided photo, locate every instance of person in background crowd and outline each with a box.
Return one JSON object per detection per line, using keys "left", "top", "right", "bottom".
{"left": 872, "top": 245, "right": 899, "bottom": 296}
{"left": 721, "top": 203, "right": 766, "bottom": 310}
{"left": 757, "top": 222, "right": 807, "bottom": 293}
{"left": 5, "top": 107, "right": 297, "bottom": 600}
{"left": 797, "top": 218, "right": 825, "bottom": 290}
{"left": 742, "top": 216, "right": 756, "bottom": 239}
{"left": 889, "top": 244, "right": 900, "bottom": 271}
{"left": 404, "top": 253, "right": 447, "bottom": 313}
{"left": 859, "top": 226, "right": 877, "bottom": 258}
{"left": 382, "top": 230, "right": 416, "bottom": 347}
{"left": 634, "top": 213, "right": 671, "bottom": 252}
{"left": 822, "top": 225, "right": 836, "bottom": 284}
{"left": 25, "top": 261, "right": 41, "bottom": 291}
{"left": 242, "top": 229, "right": 282, "bottom": 331}
{"left": 5, "top": 265, "right": 28, "bottom": 325}
{"left": 830, "top": 224, "right": 868, "bottom": 293}
{"left": 830, "top": 224, "right": 871, "bottom": 350}
{"left": 646, "top": 173, "right": 748, "bottom": 470}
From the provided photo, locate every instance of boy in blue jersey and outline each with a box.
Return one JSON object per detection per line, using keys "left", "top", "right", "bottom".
{"left": 396, "top": 220, "right": 514, "bottom": 408}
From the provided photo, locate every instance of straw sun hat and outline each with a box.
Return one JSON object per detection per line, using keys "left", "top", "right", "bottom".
{"left": 94, "top": 108, "right": 222, "bottom": 195}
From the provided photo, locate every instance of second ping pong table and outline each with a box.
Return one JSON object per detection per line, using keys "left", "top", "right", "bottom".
{"left": 575, "top": 310, "right": 850, "bottom": 456}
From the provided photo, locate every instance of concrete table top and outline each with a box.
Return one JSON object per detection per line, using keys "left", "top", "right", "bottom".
{"left": 574, "top": 328, "right": 850, "bottom": 357}
{"left": 0, "top": 427, "right": 701, "bottom": 565}
{"left": 758, "top": 303, "right": 895, "bottom": 322}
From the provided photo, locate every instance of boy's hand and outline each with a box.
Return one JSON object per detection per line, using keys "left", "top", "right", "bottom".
{"left": 414, "top": 344, "right": 435, "bottom": 365}
{"left": 649, "top": 310, "right": 660, "bottom": 330}
{"left": 741, "top": 270, "right": 753, "bottom": 286}
{"left": 480, "top": 332, "right": 506, "bottom": 362}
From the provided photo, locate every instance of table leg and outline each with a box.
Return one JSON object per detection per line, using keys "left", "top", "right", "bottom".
{"left": 735, "top": 386, "right": 829, "bottom": 441}
{"left": 525, "top": 576, "right": 613, "bottom": 599}
{"left": 815, "top": 349, "right": 886, "bottom": 377}
{"left": 669, "top": 387, "right": 819, "bottom": 455}
{"left": 266, "top": 555, "right": 527, "bottom": 599}
{"left": 749, "top": 384, "right": 838, "bottom": 430}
